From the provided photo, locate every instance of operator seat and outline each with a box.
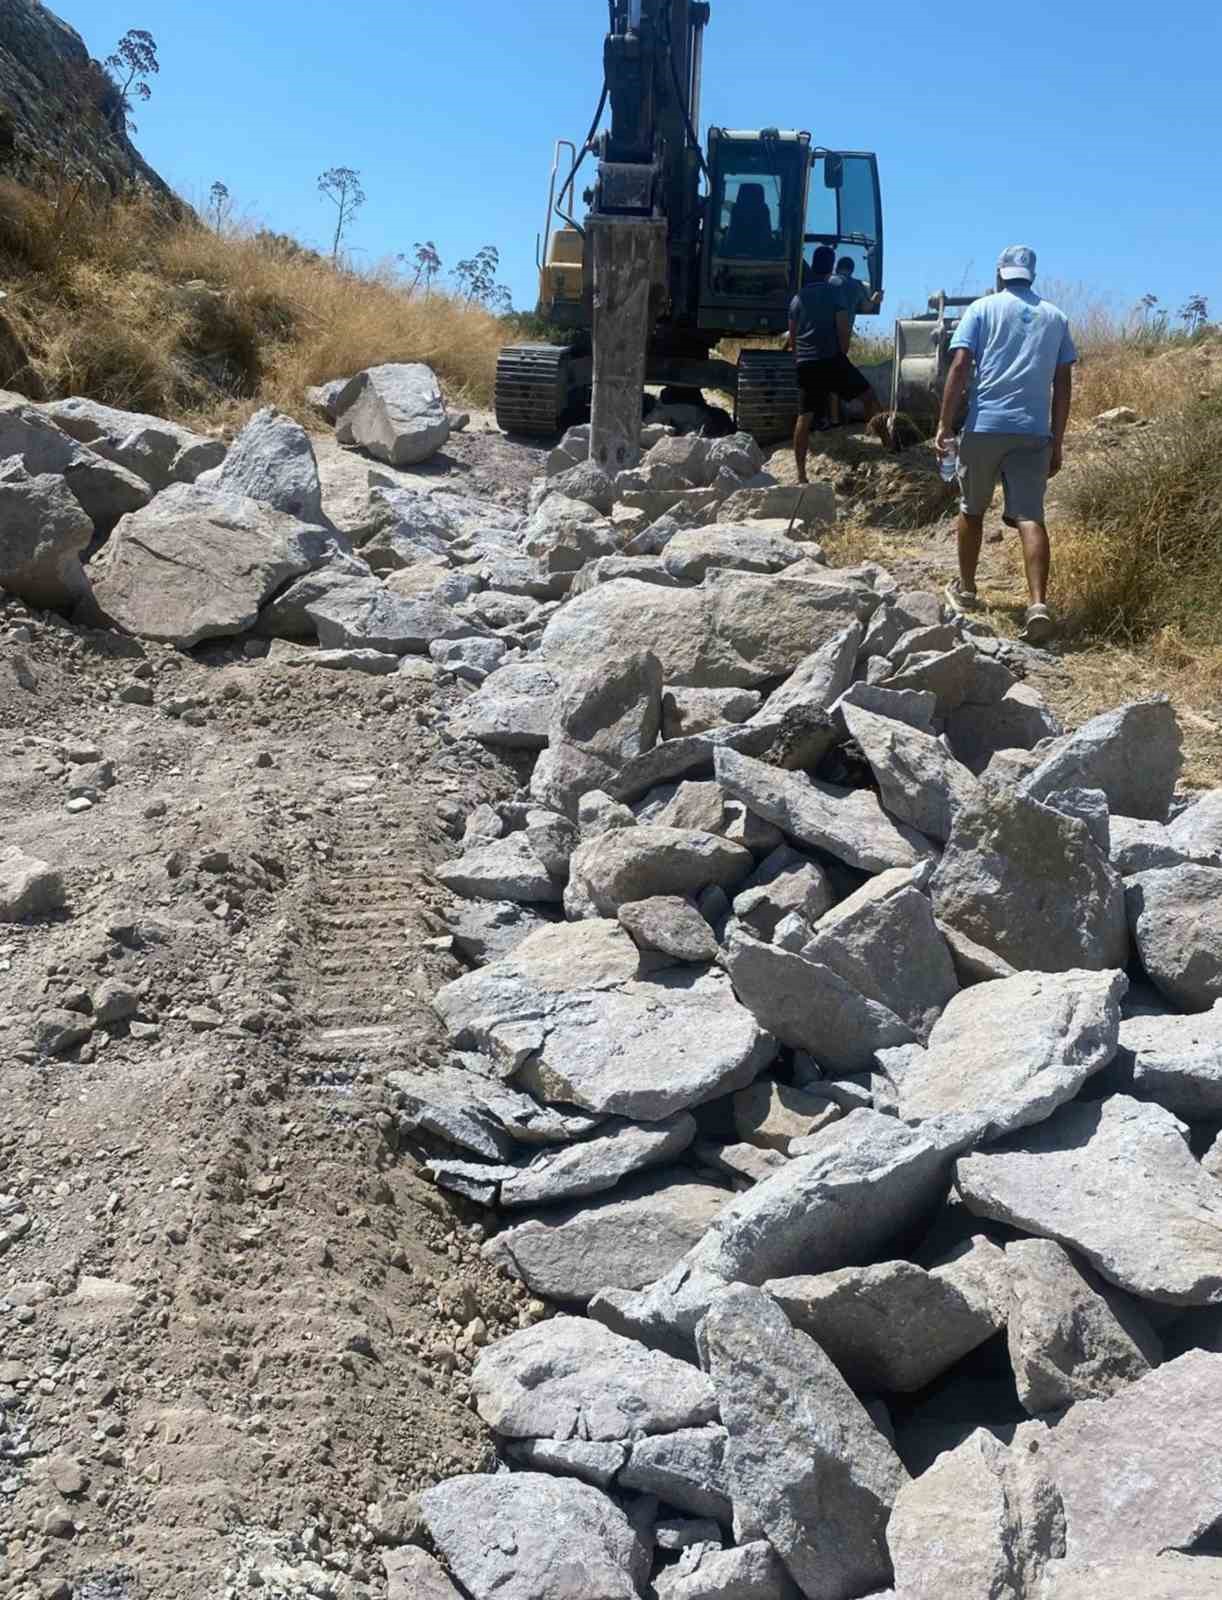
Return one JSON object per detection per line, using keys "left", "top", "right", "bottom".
{"left": 723, "top": 183, "right": 774, "bottom": 257}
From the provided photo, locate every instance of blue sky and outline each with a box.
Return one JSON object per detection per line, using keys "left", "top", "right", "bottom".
{"left": 66, "top": 0, "right": 1221, "bottom": 330}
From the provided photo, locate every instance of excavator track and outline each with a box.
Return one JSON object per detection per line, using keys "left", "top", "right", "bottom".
{"left": 734, "top": 349, "right": 801, "bottom": 445}
{"left": 494, "top": 343, "right": 574, "bottom": 436}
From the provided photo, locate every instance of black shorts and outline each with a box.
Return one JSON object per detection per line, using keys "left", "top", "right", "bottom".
{"left": 797, "top": 354, "right": 872, "bottom": 415}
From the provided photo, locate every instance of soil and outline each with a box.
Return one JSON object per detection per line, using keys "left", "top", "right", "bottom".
{"left": 0, "top": 411, "right": 1214, "bottom": 1600}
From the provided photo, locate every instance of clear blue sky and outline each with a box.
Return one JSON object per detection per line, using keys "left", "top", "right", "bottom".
{"left": 65, "top": 0, "right": 1221, "bottom": 330}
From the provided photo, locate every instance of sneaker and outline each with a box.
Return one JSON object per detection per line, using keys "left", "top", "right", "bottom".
{"left": 1023, "top": 603, "right": 1056, "bottom": 644}
{"left": 944, "top": 580, "right": 981, "bottom": 614}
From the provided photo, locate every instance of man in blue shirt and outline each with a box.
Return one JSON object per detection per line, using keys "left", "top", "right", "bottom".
{"left": 935, "top": 245, "right": 1077, "bottom": 643}
{"left": 788, "top": 245, "right": 880, "bottom": 482}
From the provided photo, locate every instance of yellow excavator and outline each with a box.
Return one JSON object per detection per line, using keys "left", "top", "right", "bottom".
{"left": 494, "top": 1, "right": 885, "bottom": 463}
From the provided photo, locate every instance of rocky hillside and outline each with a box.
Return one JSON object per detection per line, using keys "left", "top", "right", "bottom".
{"left": 0, "top": 0, "right": 171, "bottom": 195}
{"left": 4, "top": 367, "right": 1222, "bottom": 1598}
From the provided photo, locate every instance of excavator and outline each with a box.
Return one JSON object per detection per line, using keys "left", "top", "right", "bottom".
{"left": 493, "top": 0, "right": 887, "bottom": 463}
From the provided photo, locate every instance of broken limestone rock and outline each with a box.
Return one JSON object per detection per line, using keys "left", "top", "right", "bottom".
{"left": 886, "top": 1425, "right": 1064, "bottom": 1600}
{"left": 620, "top": 1426, "right": 733, "bottom": 1523}
{"left": 1046, "top": 1351, "right": 1222, "bottom": 1566}
{"left": 733, "top": 1079, "right": 842, "bottom": 1154}
{"left": 306, "top": 578, "right": 487, "bottom": 657}
{"left": 42, "top": 395, "right": 226, "bottom": 490}
{"left": 733, "top": 847, "right": 834, "bottom": 944}
{"left": 203, "top": 406, "right": 323, "bottom": 523}
{"left": 420, "top": 1473, "right": 646, "bottom": 1600}
{"left": 1126, "top": 863, "right": 1222, "bottom": 1011}
{"left": 766, "top": 1248, "right": 1005, "bottom": 1393}
{"left": 879, "top": 968, "right": 1126, "bottom": 1153}
{"left": 956, "top": 1095, "right": 1222, "bottom": 1304}
{"left": 930, "top": 787, "right": 1128, "bottom": 973}
{"left": 437, "top": 834, "right": 563, "bottom": 904}
{"left": 842, "top": 702, "right": 981, "bottom": 844}
{"left": 482, "top": 1172, "right": 730, "bottom": 1302}
{"left": 0, "top": 463, "right": 94, "bottom": 608}
{"left": 756, "top": 623, "right": 863, "bottom": 726}
{"left": 1022, "top": 697, "right": 1181, "bottom": 821}
{"left": 383, "top": 1548, "right": 463, "bottom": 1600}
{"left": 334, "top": 362, "right": 450, "bottom": 466}
{"left": 801, "top": 871, "right": 958, "bottom": 1040}
{"left": 1118, "top": 1000, "right": 1222, "bottom": 1115}
{"left": 471, "top": 1315, "right": 716, "bottom": 1441}
{"left": 716, "top": 750, "right": 934, "bottom": 875}
{"left": 437, "top": 920, "right": 774, "bottom": 1120}
{"left": 663, "top": 686, "right": 762, "bottom": 739}
{"left": 1005, "top": 1237, "right": 1163, "bottom": 1415}
{"left": 618, "top": 897, "right": 721, "bottom": 964}
{"left": 945, "top": 683, "right": 1063, "bottom": 775}
{"left": 88, "top": 483, "right": 326, "bottom": 647}
{"left": 386, "top": 1061, "right": 601, "bottom": 1161}
{"left": 497, "top": 1113, "right": 698, "bottom": 1210}
{"left": 524, "top": 493, "right": 620, "bottom": 575}
{"left": 449, "top": 661, "right": 563, "bottom": 750}
{"left": 697, "top": 1285, "right": 906, "bottom": 1600}
{"left": 1167, "top": 788, "right": 1222, "bottom": 863}
{"left": 655, "top": 1540, "right": 799, "bottom": 1600}
{"left": 661, "top": 523, "right": 804, "bottom": 582}
{"left": 724, "top": 927, "right": 917, "bottom": 1075}
{"left": 567, "top": 827, "right": 753, "bottom": 920}
{"left": 0, "top": 848, "right": 66, "bottom": 922}
{"left": 1039, "top": 1554, "right": 1222, "bottom": 1600}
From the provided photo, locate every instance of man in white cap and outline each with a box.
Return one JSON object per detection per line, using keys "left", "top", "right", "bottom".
{"left": 935, "top": 245, "right": 1077, "bottom": 642}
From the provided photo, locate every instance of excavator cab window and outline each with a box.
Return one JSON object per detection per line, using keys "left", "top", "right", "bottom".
{"left": 701, "top": 133, "right": 808, "bottom": 323}
{"left": 804, "top": 151, "right": 884, "bottom": 311}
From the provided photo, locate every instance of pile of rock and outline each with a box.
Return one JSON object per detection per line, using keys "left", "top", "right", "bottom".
{"left": 392, "top": 467, "right": 1222, "bottom": 1595}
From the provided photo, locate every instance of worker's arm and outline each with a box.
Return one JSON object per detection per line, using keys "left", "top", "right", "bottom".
{"left": 836, "top": 310, "right": 850, "bottom": 356}
{"left": 934, "top": 348, "right": 974, "bottom": 457}
{"left": 1050, "top": 363, "right": 1073, "bottom": 476}
{"left": 787, "top": 316, "right": 798, "bottom": 355}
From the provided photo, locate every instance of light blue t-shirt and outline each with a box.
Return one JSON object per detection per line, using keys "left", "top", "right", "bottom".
{"left": 949, "top": 287, "right": 1078, "bottom": 437}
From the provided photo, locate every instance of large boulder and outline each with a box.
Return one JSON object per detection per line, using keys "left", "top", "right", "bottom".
{"left": 334, "top": 363, "right": 450, "bottom": 466}
{"left": 930, "top": 788, "right": 1129, "bottom": 973}
{"left": 956, "top": 1095, "right": 1222, "bottom": 1305}
{"left": 41, "top": 396, "right": 225, "bottom": 490}
{"left": 524, "top": 493, "right": 620, "bottom": 575}
{"left": 0, "top": 462, "right": 93, "bottom": 608}
{"left": 661, "top": 523, "right": 804, "bottom": 582}
{"left": 1022, "top": 698, "right": 1182, "bottom": 821}
{"left": 202, "top": 406, "right": 323, "bottom": 523}
{"left": 449, "top": 661, "right": 564, "bottom": 750}
{"left": 539, "top": 573, "right": 873, "bottom": 690}
{"left": 716, "top": 750, "right": 934, "bottom": 875}
{"left": 1126, "top": 863, "right": 1222, "bottom": 1011}
{"left": 88, "top": 483, "right": 327, "bottom": 646}
{"left": 471, "top": 1316, "right": 716, "bottom": 1441}
{"left": 434, "top": 919, "right": 775, "bottom": 1120}
{"left": 306, "top": 576, "right": 488, "bottom": 656}
{"left": 1005, "top": 1237, "right": 1162, "bottom": 1415}
{"left": 800, "top": 869, "right": 958, "bottom": 1039}
{"left": 0, "top": 390, "right": 149, "bottom": 526}
{"left": 534, "top": 649, "right": 664, "bottom": 816}
{"left": 254, "top": 554, "right": 374, "bottom": 639}
{"left": 878, "top": 968, "right": 1126, "bottom": 1152}
{"left": 1046, "top": 1351, "right": 1222, "bottom": 1566}
{"left": 0, "top": 847, "right": 66, "bottom": 921}
{"left": 566, "top": 827, "right": 753, "bottom": 919}
{"left": 419, "top": 1473, "right": 646, "bottom": 1600}
{"left": 886, "top": 1426, "right": 1063, "bottom": 1600}
{"left": 482, "top": 1171, "right": 731, "bottom": 1302}
{"left": 1118, "top": 1000, "right": 1222, "bottom": 1116}
{"left": 697, "top": 1285, "right": 907, "bottom": 1600}
{"left": 723, "top": 926, "right": 917, "bottom": 1074}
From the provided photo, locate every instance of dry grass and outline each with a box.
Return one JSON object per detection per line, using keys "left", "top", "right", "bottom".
{"left": 0, "top": 182, "right": 506, "bottom": 423}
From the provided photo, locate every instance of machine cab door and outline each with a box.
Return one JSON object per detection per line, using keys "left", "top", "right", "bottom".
{"left": 804, "top": 150, "right": 884, "bottom": 310}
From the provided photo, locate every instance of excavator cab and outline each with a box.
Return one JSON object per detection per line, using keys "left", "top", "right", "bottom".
{"left": 802, "top": 150, "right": 884, "bottom": 309}
{"left": 699, "top": 129, "right": 811, "bottom": 335}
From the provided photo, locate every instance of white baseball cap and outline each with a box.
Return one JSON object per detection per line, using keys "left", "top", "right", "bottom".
{"left": 998, "top": 245, "right": 1037, "bottom": 283}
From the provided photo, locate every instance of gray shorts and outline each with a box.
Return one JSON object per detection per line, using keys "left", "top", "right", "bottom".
{"left": 957, "top": 431, "right": 1052, "bottom": 523}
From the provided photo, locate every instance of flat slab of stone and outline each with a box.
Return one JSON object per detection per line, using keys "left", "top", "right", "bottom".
{"left": 482, "top": 1171, "right": 731, "bottom": 1302}
{"left": 766, "top": 1252, "right": 1004, "bottom": 1393}
{"left": 307, "top": 579, "right": 486, "bottom": 656}
{"left": 1046, "top": 1351, "right": 1222, "bottom": 1565}
{"left": 1006, "top": 1237, "right": 1162, "bottom": 1415}
{"left": 499, "top": 1113, "right": 697, "bottom": 1208}
{"left": 716, "top": 749, "right": 934, "bottom": 875}
{"left": 1022, "top": 697, "right": 1181, "bottom": 821}
{"left": 1119, "top": 999, "right": 1222, "bottom": 1115}
{"left": 661, "top": 523, "right": 804, "bottom": 582}
{"left": 435, "top": 920, "right": 775, "bottom": 1121}
{"left": 471, "top": 1315, "right": 717, "bottom": 1441}
{"left": 1126, "top": 863, "right": 1222, "bottom": 1011}
{"left": 449, "top": 661, "right": 564, "bottom": 750}
{"left": 386, "top": 1061, "right": 601, "bottom": 1161}
{"left": 419, "top": 1472, "right": 645, "bottom": 1600}
{"left": 879, "top": 968, "right": 1126, "bottom": 1152}
{"left": 697, "top": 1285, "right": 906, "bottom": 1600}
{"left": 887, "top": 1425, "right": 1063, "bottom": 1600}
{"left": 733, "top": 1079, "right": 842, "bottom": 1154}
{"left": 724, "top": 927, "right": 917, "bottom": 1075}
{"left": 956, "top": 1095, "right": 1222, "bottom": 1305}
{"left": 931, "top": 788, "right": 1128, "bottom": 973}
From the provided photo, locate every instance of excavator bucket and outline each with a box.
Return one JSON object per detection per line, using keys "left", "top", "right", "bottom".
{"left": 890, "top": 293, "right": 978, "bottom": 430}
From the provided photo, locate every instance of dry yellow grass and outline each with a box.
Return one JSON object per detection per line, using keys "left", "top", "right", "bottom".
{"left": 0, "top": 182, "right": 506, "bottom": 422}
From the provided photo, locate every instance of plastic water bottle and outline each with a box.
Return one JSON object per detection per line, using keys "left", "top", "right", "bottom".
{"left": 939, "top": 440, "right": 959, "bottom": 483}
